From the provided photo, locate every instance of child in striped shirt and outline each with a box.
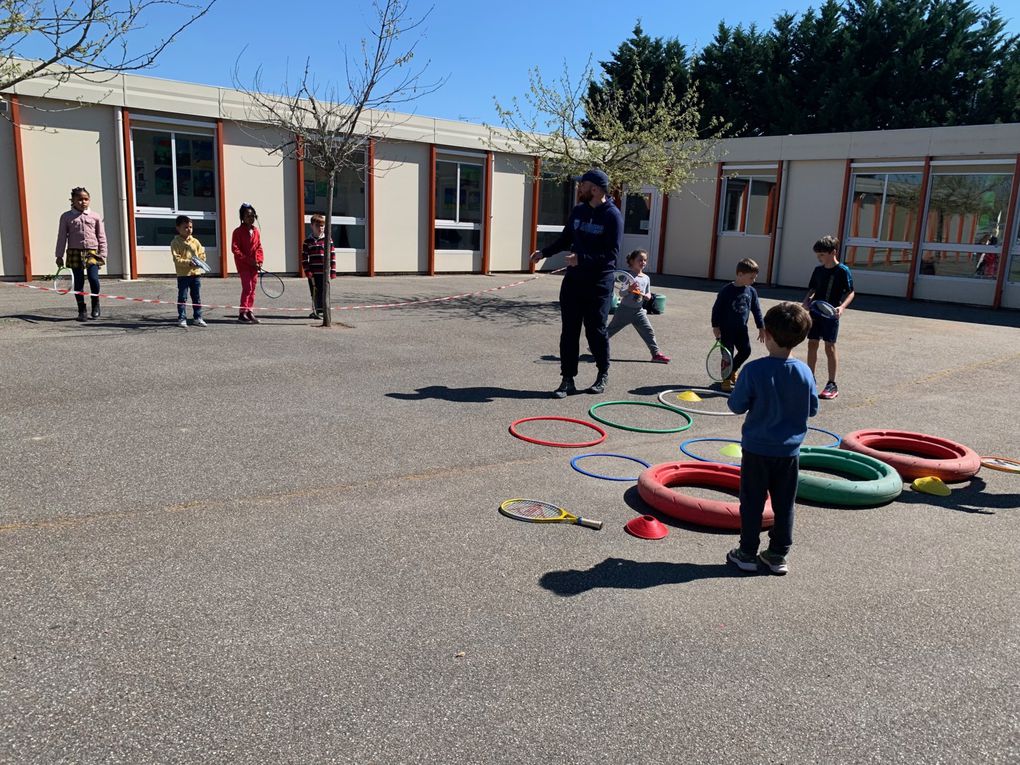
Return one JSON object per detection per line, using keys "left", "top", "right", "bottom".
{"left": 302, "top": 212, "right": 337, "bottom": 319}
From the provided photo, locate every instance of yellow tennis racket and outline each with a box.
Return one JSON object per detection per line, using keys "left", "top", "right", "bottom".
{"left": 498, "top": 498, "right": 603, "bottom": 530}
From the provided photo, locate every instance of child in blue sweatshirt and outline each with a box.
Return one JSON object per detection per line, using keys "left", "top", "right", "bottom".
{"left": 726, "top": 302, "right": 818, "bottom": 575}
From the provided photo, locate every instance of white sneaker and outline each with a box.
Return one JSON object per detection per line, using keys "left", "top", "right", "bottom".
{"left": 192, "top": 318, "right": 208, "bottom": 327}
{"left": 176, "top": 318, "right": 188, "bottom": 328}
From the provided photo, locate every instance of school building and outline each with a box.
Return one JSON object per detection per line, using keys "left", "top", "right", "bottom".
{"left": 2, "top": 70, "right": 1019, "bottom": 309}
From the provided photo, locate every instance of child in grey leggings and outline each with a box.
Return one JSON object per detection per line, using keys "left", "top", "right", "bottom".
{"left": 607, "top": 249, "right": 670, "bottom": 363}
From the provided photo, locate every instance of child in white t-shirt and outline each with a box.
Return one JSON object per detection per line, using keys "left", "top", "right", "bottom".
{"left": 606, "top": 249, "right": 670, "bottom": 363}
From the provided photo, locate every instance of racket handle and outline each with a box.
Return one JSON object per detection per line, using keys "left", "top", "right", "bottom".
{"left": 577, "top": 517, "right": 603, "bottom": 530}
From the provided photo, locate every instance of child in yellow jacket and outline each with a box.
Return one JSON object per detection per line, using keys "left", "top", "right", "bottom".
{"left": 170, "top": 215, "right": 208, "bottom": 328}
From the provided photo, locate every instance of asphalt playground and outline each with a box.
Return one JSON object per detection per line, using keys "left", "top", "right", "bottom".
{"left": 1, "top": 271, "right": 1018, "bottom": 764}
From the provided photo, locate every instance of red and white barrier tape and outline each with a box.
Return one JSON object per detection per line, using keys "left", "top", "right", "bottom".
{"left": 4, "top": 269, "right": 564, "bottom": 313}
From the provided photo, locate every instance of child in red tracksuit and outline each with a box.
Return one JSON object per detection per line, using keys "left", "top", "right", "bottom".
{"left": 232, "top": 203, "right": 264, "bottom": 324}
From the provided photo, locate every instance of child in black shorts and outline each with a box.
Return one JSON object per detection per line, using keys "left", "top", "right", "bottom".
{"left": 803, "top": 236, "right": 855, "bottom": 400}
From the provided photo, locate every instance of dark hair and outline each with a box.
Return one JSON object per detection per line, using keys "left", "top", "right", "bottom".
{"left": 813, "top": 235, "right": 839, "bottom": 254}
{"left": 764, "top": 302, "right": 811, "bottom": 350}
{"left": 239, "top": 203, "right": 258, "bottom": 222}
{"left": 736, "top": 258, "right": 759, "bottom": 274}
{"left": 70, "top": 186, "right": 90, "bottom": 198}
{"left": 175, "top": 214, "right": 192, "bottom": 227}
{"left": 626, "top": 249, "right": 648, "bottom": 265}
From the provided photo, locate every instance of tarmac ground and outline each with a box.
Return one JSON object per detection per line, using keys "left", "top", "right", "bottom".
{"left": 2, "top": 272, "right": 1018, "bottom": 764}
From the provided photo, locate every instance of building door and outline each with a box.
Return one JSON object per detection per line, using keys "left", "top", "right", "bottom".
{"left": 620, "top": 187, "right": 659, "bottom": 269}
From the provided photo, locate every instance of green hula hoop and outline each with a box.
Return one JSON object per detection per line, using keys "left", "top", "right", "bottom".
{"left": 588, "top": 401, "right": 694, "bottom": 434}
{"left": 797, "top": 446, "right": 903, "bottom": 507}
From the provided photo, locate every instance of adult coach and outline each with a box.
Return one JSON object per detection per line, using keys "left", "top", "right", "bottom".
{"left": 530, "top": 169, "right": 623, "bottom": 398}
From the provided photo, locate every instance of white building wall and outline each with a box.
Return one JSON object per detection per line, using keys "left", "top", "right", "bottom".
{"left": 373, "top": 141, "right": 428, "bottom": 273}
{"left": 20, "top": 98, "right": 125, "bottom": 277}
{"left": 772, "top": 160, "right": 846, "bottom": 289}
{"left": 2, "top": 69, "right": 1018, "bottom": 309}
{"left": 660, "top": 165, "right": 716, "bottom": 278}
{"left": 490, "top": 154, "right": 530, "bottom": 272}
{"left": 221, "top": 123, "right": 295, "bottom": 275}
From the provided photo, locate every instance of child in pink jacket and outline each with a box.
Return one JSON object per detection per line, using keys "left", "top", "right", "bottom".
{"left": 231, "top": 203, "right": 264, "bottom": 323}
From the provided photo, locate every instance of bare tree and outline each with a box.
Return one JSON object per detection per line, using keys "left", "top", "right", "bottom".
{"left": 232, "top": 0, "right": 440, "bottom": 328}
{"left": 487, "top": 58, "right": 723, "bottom": 196}
{"left": 1, "top": 0, "right": 216, "bottom": 94}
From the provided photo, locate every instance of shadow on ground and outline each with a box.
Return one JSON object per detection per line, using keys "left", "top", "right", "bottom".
{"left": 539, "top": 557, "right": 738, "bottom": 595}
{"left": 893, "top": 476, "right": 1018, "bottom": 514}
{"left": 387, "top": 385, "right": 551, "bottom": 402}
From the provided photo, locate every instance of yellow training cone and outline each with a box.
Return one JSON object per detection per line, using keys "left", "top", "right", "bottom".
{"left": 719, "top": 443, "right": 743, "bottom": 458}
{"left": 912, "top": 476, "right": 951, "bottom": 496}
{"left": 677, "top": 390, "right": 702, "bottom": 402}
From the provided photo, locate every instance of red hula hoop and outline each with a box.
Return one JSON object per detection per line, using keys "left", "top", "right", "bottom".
{"left": 637, "top": 462, "right": 774, "bottom": 531}
{"left": 509, "top": 416, "right": 607, "bottom": 449}
{"left": 840, "top": 429, "right": 980, "bottom": 482}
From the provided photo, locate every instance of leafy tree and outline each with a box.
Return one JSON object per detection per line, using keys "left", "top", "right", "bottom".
{"left": 599, "top": 1, "right": 1020, "bottom": 136}
{"left": 694, "top": 22, "right": 772, "bottom": 136}
{"left": 487, "top": 57, "right": 721, "bottom": 195}
{"left": 1, "top": 0, "right": 215, "bottom": 94}
{"left": 584, "top": 22, "right": 691, "bottom": 136}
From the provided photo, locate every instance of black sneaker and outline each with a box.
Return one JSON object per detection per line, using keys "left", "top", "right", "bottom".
{"left": 819, "top": 381, "right": 839, "bottom": 400}
{"left": 727, "top": 547, "right": 759, "bottom": 573}
{"left": 758, "top": 549, "right": 789, "bottom": 575}
{"left": 588, "top": 371, "right": 609, "bottom": 394}
{"left": 553, "top": 377, "right": 576, "bottom": 398}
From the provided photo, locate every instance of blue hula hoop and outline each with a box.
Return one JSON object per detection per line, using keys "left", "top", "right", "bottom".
{"left": 681, "top": 428, "right": 841, "bottom": 466}
{"left": 806, "top": 426, "right": 842, "bottom": 448}
{"left": 570, "top": 453, "right": 652, "bottom": 482}
{"left": 679, "top": 437, "right": 742, "bottom": 467}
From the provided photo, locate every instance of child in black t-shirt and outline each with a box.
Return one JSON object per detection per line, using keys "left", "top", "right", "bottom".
{"left": 802, "top": 236, "right": 855, "bottom": 400}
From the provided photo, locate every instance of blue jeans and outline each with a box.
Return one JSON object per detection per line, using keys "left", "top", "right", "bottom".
{"left": 72, "top": 264, "right": 101, "bottom": 301}
{"left": 176, "top": 276, "right": 202, "bottom": 320}
{"left": 738, "top": 451, "right": 799, "bottom": 556}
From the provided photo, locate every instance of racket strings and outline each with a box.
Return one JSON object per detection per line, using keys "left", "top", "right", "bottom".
{"left": 504, "top": 500, "right": 559, "bottom": 519}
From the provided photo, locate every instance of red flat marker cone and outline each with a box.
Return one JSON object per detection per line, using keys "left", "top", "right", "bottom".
{"left": 625, "top": 515, "right": 669, "bottom": 540}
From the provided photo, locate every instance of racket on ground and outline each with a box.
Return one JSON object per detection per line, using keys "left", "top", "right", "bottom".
{"left": 980, "top": 456, "right": 1020, "bottom": 474}
{"left": 258, "top": 267, "right": 285, "bottom": 299}
{"left": 706, "top": 341, "right": 734, "bottom": 382}
{"left": 810, "top": 300, "right": 837, "bottom": 318}
{"left": 53, "top": 267, "right": 72, "bottom": 294}
{"left": 498, "top": 498, "right": 603, "bottom": 530}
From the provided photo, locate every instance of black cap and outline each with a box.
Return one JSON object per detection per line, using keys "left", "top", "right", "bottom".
{"left": 579, "top": 169, "right": 609, "bottom": 189}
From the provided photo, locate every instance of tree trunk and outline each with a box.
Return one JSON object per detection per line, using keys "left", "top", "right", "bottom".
{"left": 322, "top": 174, "right": 335, "bottom": 327}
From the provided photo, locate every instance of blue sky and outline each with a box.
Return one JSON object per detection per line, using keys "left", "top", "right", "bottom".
{"left": 144, "top": 0, "right": 1020, "bottom": 125}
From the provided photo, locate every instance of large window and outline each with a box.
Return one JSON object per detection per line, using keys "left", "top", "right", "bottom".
{"left": 303, "top": 154, "right": 367, "bottom": 249}
{"left": 624, "top": 192, "right": 652, "bottom": 235}
{"left": 535, "top": 174, "right": 575, "bottom": 252}
{"left": 843, "top": 169, "right": 923, "bottom": 273}
{"left": 132, "top": 127, "right": 217, "bottom": 248}
{"left": 920, "top": 165, "right": 1013, "bottom": 280}
{"left": 435, "top": 156, "right": 484, "bottom": 251}
{"left": 720, "top": 173, "right": 776, "bottom": 235}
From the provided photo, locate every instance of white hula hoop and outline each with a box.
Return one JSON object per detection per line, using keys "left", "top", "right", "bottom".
{"left": 657, "top": 388, "right": 739, "bottom": 416}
